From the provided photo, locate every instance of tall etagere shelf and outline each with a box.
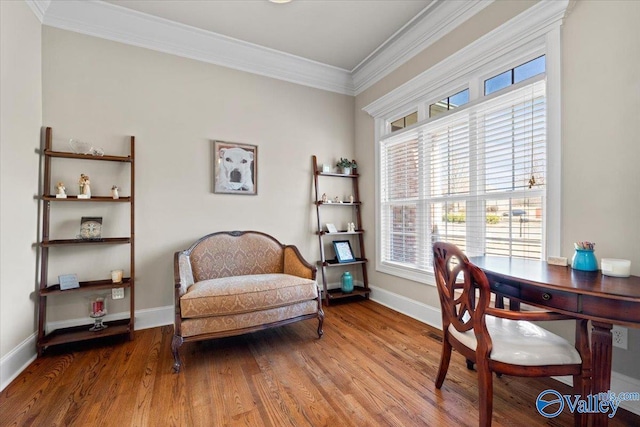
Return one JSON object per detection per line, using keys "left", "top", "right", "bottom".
{"left": 312, "top": 155, "right": 370, "bottom": 305}
{"left": 37, "top": 127, "right": 135, "bottom": 355}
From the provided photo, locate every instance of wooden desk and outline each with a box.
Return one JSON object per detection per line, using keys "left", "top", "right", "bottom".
{"left": 469, "top": 256, "right": 640, "bottom": 427}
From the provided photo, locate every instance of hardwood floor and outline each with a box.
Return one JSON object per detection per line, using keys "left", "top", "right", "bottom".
{"left": 2, "top": 300, "right": 639, "bottom": 426}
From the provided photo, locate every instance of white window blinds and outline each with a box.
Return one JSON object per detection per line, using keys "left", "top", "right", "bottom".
{"left": 380, "top": 79, "right": 546, "bottom": 272}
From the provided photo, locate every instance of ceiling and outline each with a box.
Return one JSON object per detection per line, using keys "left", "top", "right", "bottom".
{"left": 104, "top": 0, "right": 433, "bottom": 71}
{"left": 30, "top": 0, "right": 492, "bottom": 95}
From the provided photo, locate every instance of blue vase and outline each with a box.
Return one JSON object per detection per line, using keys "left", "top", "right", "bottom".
{"left": 341, "top": 272, "right": 353, "bottom": 293}
{"left": 572, "top": 249, "right": 598, "bottom": 271}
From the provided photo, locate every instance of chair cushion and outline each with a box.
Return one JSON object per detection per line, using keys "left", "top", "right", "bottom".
{"left": 449, "top": 316, "right": 582, "bottom": 366}
{"left": 180, "top": 273, "right": 318, "bottom": 318}
{"left": 181, "top": 300, "right": 319, "bottom": 337}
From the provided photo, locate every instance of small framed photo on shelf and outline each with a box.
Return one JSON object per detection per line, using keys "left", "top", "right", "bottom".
{"left": 58, "top": 274, "right": 80, "bottom": 290}
{"left": 326, "top": 223, "right": 338, "bottom": 233}
{"left": 333, "top": 240, "right": 355, "bottom": 263}
{"left": 79, "top": 216, "right": 103, "bottom": 240}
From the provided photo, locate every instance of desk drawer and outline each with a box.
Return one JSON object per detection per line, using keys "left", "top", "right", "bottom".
{"left": 492, "top": 281, "right": 520, "bottom": 299}
{"left": 519, "top": 287, "right": 578, "bottom": 312}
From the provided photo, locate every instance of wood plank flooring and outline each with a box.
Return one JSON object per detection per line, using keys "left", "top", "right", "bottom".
{"left": 2, "top": 300, "right": 639, "bottom": 426}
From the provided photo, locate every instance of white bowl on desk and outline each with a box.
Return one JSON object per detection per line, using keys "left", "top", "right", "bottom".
{"left": 601, "top": 258, "right": 631, "bottom": 278}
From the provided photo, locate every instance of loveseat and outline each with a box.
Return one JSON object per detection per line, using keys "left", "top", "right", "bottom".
{"left": 172, "top": 230, "right": 324, "bottom": 372}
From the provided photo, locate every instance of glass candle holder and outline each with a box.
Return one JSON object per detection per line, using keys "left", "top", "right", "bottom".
{"left": 89, "top": 296, "right": 108, "bottom": 331}
{"left": 111, "top": 269, "right": 123, "bottom": 283}
{"left": 341, "top": 272, "right": 354, "bottom": 293}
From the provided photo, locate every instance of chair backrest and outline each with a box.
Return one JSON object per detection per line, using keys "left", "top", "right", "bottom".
{"left": 187, "top": 231, "right": 285, "bottom": 282}
{"left": 432, "top": 242, "right": 492, "bottom": 343}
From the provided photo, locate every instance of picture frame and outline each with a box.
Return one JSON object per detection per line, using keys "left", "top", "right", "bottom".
{"left": 333, "top": 240, "right": 356, "bottom": 263}
{"left": 326, "top": 223, "right": 338, "bottom": 233}
{"left": 79, "top": 216, "right": 102, "bottom": 240}
{"left": 213, "top": 140, "right": 258, "bottom": 195}
{"left": 58, "top": 274, "right": 80, "bottom": 290}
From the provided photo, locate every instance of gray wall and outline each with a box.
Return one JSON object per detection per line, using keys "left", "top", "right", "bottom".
{"left": 0, "top": 1, "right": 42, "bottom": 358}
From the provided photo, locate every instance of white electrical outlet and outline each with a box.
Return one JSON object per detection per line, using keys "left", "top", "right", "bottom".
{"left": 112, "top": 287, "right": 125, "bottom": 300}
{"left": 612, "top": 325, "right": 628, "bottom": 350}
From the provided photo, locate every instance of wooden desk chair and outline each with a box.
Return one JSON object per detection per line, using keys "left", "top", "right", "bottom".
{"left": 432, "top": 242, "right": 591, "bottom": 427}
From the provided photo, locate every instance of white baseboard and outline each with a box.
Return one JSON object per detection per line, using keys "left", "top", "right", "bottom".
{"left": 0, "top": 334, "right": 37, "bottom": 392}
{"left": 130, "top": 305, "right": 173, "bottom": 330}
{"left": 368, "top": 284, "right": 640, "bottom": 417}
{"left": 369, "top": 284, "right": 442, "bottom": 329}
{"left": 1, "top": 305, "right": 173, "bottom": 392}
{"left": 611, "top": 371, "right": 640, "bottom": 415}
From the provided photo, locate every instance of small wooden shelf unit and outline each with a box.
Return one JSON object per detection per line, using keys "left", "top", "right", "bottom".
{"left": 312, "top": 155, "right": 370, "bottom": 305}
{"left": 37, "top": 127, "right": 135, "bottom": 355}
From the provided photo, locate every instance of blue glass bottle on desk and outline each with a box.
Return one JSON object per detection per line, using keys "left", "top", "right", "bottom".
{"left": 572, "top": 249, "right": 598, "bottom": 271}
{"left": 341, "top": 272, "right": 353, "bottom": 293}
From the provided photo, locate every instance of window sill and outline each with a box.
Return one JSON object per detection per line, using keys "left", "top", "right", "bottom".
{"left": 376, "top": 262, "right": 436, "bottom": 287}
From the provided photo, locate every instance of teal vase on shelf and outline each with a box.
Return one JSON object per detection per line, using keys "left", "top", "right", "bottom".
{"left": 572, "top": 249, "right": 598, "bottom": 271}
{"left": 341, "top": 272, "right": 353, "bottom": 293}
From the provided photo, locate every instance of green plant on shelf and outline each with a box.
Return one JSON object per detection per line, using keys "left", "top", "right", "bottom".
{"left": 336, "top": 158, "right": 357, "bottom": 169}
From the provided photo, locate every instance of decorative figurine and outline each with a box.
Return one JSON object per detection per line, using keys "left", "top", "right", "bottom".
{"left": 111, "top": 185, "right": 119, "bottom": 199}
{"left": 322, "top": 193, "right": 327, "bottom": 203}
{"left": 56, "top": 182, "right": 66, "bottom": 198}
{"left": 334, "top": 196, "right": 340, "bottom": 203}
{"left": 78, "top": 174, "right": 91, "bottom": 198}
{"left": 349, "top": 194, "right": 354, "bottom": 203}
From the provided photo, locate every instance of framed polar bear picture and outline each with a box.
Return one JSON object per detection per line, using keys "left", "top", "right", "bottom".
{"left": 213, "top": 140, "right": 258, "bottom": 195}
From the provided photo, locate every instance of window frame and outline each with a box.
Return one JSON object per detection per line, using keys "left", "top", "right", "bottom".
{"left": 364, "top": 3, "right": 565, "bottom": 286}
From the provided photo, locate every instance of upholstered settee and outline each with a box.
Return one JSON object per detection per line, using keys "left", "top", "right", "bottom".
{"left": 172, "top": 230, "right": 324, "bottom": 372}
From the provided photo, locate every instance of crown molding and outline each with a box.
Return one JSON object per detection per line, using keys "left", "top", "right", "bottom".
{"left": 363, "top": 0, "right": 569, "bottom": 118}
{"left": 352, "top": 0, "right": 494, "bottom": 96}
{"left": 25, "top": 0, "right": 50, "bottom": 23}
{"left": 40, "top": 0, "right": 354, "bottom": 95}
{"left": 31, "top": 0, "right": 491, "bottom": 97}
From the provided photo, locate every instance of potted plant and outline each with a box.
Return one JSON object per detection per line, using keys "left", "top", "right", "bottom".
{"left": 336, "top": 158, "right": 357, "bottom": 175}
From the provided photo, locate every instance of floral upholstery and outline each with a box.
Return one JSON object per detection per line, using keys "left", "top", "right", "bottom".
{"left": 172, "top": 231, "right": 324, "bottom": 372}
{"left": 180, "top": 273, "right": 318, "bottom": 318}
{"left": 181, "top": 300, "right": 319, "bottom": 338}
{"left": 189, "top": 233, "right": 284, "bottom": 282}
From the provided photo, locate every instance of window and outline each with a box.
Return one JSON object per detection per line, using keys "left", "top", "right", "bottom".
{"left": 364, "top": 0, "right": 565, "bottom": 285}
{"left": 429, "top": 89, "right": 469, "bottom": 118}
{"left": 485, "top": 56, "right": 545, "bottom": 95}
{"left": 380, "top": 78, "right": 546, "bottom": 271}
{"left": 390, "top": 111, "right": 418, "bottom": 132}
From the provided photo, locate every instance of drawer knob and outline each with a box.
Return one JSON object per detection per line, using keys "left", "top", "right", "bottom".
{"left": 542, "top": 293, "right": 551, "bottom": 301}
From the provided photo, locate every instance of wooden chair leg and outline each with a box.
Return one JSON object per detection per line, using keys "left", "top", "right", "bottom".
{"left": 171, "top": 334, "right": 184, "bottom": 373}
{"left": 477, "top": 360, "right": 493, "bottom": 427}
{"left": 435, "top": 338, "right": 453, "bottom": 389}
{"left": 317, "top": 308, "right": 325, "bottom": 338}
